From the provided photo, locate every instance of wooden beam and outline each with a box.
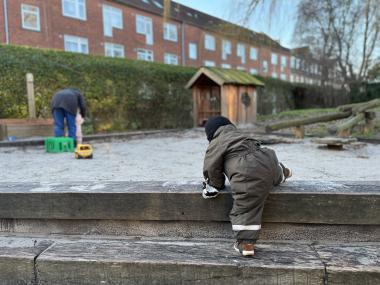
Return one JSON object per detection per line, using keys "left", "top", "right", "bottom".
{"left": 265, "top": 111, "right": 351, "bottom": 132}
{"left": 328, "top": 113, "right": 365, "bottom": 137}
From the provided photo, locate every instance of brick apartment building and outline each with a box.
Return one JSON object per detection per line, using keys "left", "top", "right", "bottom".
{"left": 0, "top": 0, "right": 324, "bottom": 85}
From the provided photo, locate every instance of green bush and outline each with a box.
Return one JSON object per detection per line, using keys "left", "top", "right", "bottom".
{"left": 0, "top": 45, "right": 196, "bottom": 131}
{"left": 0, "top": 44, "right": 355, "bottom": 130}
{"left": 256, "top": 76, "right": 349, "bottom": 115}
{"left": 350, "top": 82, "right": 380, "bottom": 103}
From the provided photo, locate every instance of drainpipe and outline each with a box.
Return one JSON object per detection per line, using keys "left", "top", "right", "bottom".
{"left": 181, "top": 21, "right": 185, "bottom": 66}
{"left": 3, "top": 0, "right": 9, "bottom": 44}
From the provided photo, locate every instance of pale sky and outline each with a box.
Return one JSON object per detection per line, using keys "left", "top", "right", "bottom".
{"left": 173, "top": 0, "right": 300, "bottom": 49}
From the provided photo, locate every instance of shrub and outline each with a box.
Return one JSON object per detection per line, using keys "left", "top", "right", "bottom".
{"left": 0, "top": 45, "right": 196, "bottom": 131}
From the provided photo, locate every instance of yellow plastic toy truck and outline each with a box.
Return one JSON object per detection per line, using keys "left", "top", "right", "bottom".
{"left": 75, "top": 144, "right": 93, "bottom": 159}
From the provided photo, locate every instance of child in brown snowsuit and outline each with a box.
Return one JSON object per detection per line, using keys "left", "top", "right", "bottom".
{"left": 202, "top": 116, "right": 292, "bottom": 256}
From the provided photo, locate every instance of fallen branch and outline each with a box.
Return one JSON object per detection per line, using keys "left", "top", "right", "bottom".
{"left": 338, "top": 99, "right": 380, "bottom": 113}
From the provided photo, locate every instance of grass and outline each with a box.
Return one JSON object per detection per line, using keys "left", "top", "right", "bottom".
{"left": 257, "top": 108, "right": 337, "bottom": 122}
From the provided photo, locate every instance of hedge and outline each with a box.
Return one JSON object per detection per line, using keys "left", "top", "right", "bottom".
{"left": 256, "top": 76, "right": 350, "bottom": 115}
{"left": 0, "top": 45, "right": 352, "bottom": 131}
{"left": 0, "top": 45, "right": 196, "bottom": 131}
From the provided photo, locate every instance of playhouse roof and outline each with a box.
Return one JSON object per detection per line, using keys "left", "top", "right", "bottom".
{"left": 186, "top": 67, "right": 265, "bottom": 89}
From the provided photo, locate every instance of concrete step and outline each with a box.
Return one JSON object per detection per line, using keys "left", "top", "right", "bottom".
{"left": 0, "top": 181, "right": 379, "bottom": 241}
{"left": 0, "top": 235, "right": 379, "bottom": 285}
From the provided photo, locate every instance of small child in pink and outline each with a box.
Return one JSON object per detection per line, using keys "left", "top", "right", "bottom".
{"left": 76, "top": 112, "right": 84, "bottom": 145}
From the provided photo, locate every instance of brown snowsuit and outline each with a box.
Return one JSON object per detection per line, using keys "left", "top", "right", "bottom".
{"left": 203, "top": 124, "right": 283, "bottom": 242}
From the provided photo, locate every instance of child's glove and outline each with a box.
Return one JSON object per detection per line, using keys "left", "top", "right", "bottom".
{"left": 202, "top": 181, "right": 219, "bottom": 199}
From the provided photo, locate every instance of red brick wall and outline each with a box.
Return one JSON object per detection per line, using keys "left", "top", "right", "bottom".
{"left": 0, "top": 0, "right": 292, "bottom": 80}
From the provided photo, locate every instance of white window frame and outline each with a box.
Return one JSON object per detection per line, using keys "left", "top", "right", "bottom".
{"left": 204, "top": 60, "right": 215, "bottom": 67}
{"left": 21, "top": 4, "right": 40, "bottom": 32}
{"left": 104, "top": 43, "right": 125, "bottom": 58}
{"left": 163, "top": 23, "right": 178, "bottom": 42}
{"left": 281, "top": 56, "right": 287, "bottom": 67}
{"left": 189, "top": 43, "right": 197, "bottom": 60}
{"left": 291, "top": 56, "right": 296, "bottom": 69}
{"left": 271, "top": 53, "right": 278, "bottom": 65}
{"left": 204, "top": 34, "right": 215, "bottom": 51}
{"left": 137, "top": 48, "right": 154, "bottom": 61}
{"left": 237, "top": 43, "right": 246, "bottom": 64}
{"left": 222, "top": 40, "right": 231, "bottom": 60}
{"left": 262, "top": 60, "right": 268, "bottom": 73}
{"left": 221, "top": 63, "right": 231, "bottom": 69}
{"left": 136, "top": 15, "right": 153, "bottom": 45}
{"left": 250, "top": 47, "right": 258, "bottom": 61}
{"left": 164, "top": 53, "right": 179, "bottom": 65}
{"left": 62, "top": 0, "right": 86, "bottom": 21}
{"left": 102, "top": 5, "right": 123, "bottom": 37}
{"left": 280, "top": 56, "right": 287, "bottom": 72}
{"left": 296, "top": 58, "right": 301, "bottom": 69}
{"left": 64, "top": 35, "right": 89, "bottom": 54}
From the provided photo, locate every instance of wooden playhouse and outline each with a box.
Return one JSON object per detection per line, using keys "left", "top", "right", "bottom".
{"left": 186, "top": 67, "right": 264, "bottom": 127}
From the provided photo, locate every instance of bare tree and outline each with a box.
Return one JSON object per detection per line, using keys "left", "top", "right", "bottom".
{"left": 295, "top": 0, "right": 380, "bottom": 89}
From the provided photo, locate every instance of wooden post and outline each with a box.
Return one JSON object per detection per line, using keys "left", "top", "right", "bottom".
{"left": 26, "top": 73, "right": 36, "bottom": 119}
{"left": 0, "top": 124, "right": 8, "bottom": 141}
{"left": 363, "top": 111, "right": 376, "bottom": 135}
{"left": 293, "top": 125, "right": 305, "bottom": 139}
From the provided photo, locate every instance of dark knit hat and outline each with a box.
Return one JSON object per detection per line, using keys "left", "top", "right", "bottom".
{"left": 204, "top": 116, "right": 232, "bottom": 142}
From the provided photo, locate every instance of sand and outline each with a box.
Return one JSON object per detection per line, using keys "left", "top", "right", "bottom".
{"left": 1, "top": 130, "right": 379, "bottom": 183}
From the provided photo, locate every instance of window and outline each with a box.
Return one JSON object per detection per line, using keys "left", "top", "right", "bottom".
{"left": 164, "top": 53, "right": 179, "bottom": 65}
{"left": 296, "top": 58, "right": 301, "bottom": 69}
{"left": 137, "top": 49, "right": 154, "bottom": 61}
{"left": 103, "top": 5, "right": 123, "bottom": 37}
{"left": 250, "top": 47, "right": 257, "bottom": 60}
{"left": 290, "top": 74, "right": 295, "bottom": 82}
{"left": 262, "top": 60, "right": 268, "bottom": 73}
{"left": 280, "top": 73, "right": 287, "bottom": 81}
{"left": 250, "top": 68, "right": 258, "bottom": 75}
{"left": 222, "top": 40, "right": 231, "bottom": 60}
{"left": 136, "top": 15, "right": 153, "bottom": 45}
{"left": 281, "top": 56, "right": 287, "bottom": 67}
{"left": 62, "top": 0, "right": 86, "bottom": 20}
{"left": 272, "top": 72, "right": 278, "bottom": 78}
{"left": 21, "top": 4, "right": 40, "bottom": 31}
{"left": 163, "top": 23, "right": 177, "bottom": 42}
{"left": 237, "top": 43, "right": 245, "bottom": 64}
{"left": 189, "top": 43, "right": 197, "bottom": 60}
{"left": 221, "top": 63, "right": 231, "bottom": 69}
{"left": 104, "top": 43, "right": 124, "bottom": 58}
{"left": 237, "top": 66, "right": 246, "bottom": 71}
{"left": 291, "top": 56, "right": 296, "bottom": 69}
{"left": 204, "top": 60, "right": 215, "bottom": 67}
{"left": 64, "top": 35, "right": 88, "bottom": 54}
{"left": 204, "top": 34, "right": 215, "bottom": 51}
{"left": 281, "top": 56, "right": 287, "bottom": 72}
{"left": 271, "top": 53, "right": 278, "bottom": 65}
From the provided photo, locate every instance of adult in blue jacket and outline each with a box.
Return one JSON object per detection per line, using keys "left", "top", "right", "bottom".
{"left": 51, "top": 88, "right": 86, "bottom": 142}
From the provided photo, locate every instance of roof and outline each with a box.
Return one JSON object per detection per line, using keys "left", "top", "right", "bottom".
{"left": 111, "top": 0, "right": 289, "bottom": 52}
{"left": 186, "top": 67, "right": 265, "bottom": 89}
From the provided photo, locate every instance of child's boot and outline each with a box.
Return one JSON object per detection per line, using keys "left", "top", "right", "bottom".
{"left": 280, "top": 163, "right": 292, "bottom": 182}
{"left": 234, "top": 241, "right": 255, "bottom": 257}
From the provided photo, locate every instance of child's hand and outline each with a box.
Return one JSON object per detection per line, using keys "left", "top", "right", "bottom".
{"left": 202, "top": 181, "right": 219, "bottom": 199}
